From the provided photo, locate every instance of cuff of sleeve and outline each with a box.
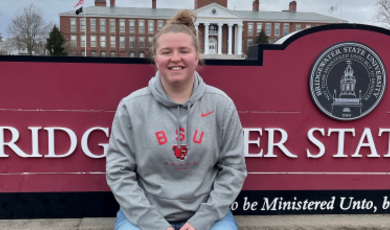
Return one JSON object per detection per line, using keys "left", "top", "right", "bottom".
{"left": 187, "top": 205, "right": 219, "bottom": 230}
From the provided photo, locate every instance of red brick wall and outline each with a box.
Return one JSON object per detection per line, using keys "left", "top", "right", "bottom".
{"left": 60, "top": 16, "right": 166, "bottom": 57}
{"left": 195, "top": 0, "right": 227, "bottom": 9}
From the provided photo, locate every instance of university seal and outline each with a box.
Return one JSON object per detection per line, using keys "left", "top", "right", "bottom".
{"left": 309, "top": 42, "right": 386, "bottom": 120}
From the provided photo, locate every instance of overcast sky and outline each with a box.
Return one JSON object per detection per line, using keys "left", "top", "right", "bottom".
{"left": 0, "top": 0, "right": 381, "bottom": 38}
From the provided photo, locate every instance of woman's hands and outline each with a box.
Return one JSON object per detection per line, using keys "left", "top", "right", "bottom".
{"left": 179, "top": 223, "right": 196, "bottom": 230}
{"left": 166, "top": 222, "right": 196, "bottom": 230}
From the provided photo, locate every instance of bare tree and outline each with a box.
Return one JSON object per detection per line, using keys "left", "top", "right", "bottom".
{"left": 8, "top": 3, "right": 50, "bottom": 55}
{"left": 373, "top": 0, "right": 390, "bottom": 28}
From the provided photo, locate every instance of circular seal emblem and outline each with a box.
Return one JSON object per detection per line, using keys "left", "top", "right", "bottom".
{"left": 309, "top": 42, "right": 386, "bottom": 120}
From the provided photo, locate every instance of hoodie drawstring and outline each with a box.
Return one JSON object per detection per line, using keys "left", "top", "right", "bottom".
{"left": 176, "top": 102, "right": 192, "bottom": 151}
{"left": 186, "top": 102, "right": 191, "bottom": 151}
{"left": 176, "top": 106, "right": 181, "bottom": 148}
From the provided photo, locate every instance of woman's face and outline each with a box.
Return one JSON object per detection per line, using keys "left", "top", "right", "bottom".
{"left": 154, "top": 32, "right": 199, "bottom": 88}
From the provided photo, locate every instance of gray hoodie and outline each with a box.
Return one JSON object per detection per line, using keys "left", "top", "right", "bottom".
{"left": 106, "top": 71, "right": 247, "bottom": 230}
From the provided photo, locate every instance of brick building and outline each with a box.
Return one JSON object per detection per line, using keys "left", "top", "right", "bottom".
{"left": 59, "top": 0, "right": 345, "bottom": 58}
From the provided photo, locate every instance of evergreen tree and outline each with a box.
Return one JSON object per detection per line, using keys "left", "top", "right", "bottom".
{"left": 46, "top": 25, "right": 66, "bottom": 56}
{"left": 256, "top": 29, "right": 269, "bottom": 44}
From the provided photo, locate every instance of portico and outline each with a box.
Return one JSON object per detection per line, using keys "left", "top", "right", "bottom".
{"left": 194, "top": 3, "right": 244, "bottom": 59}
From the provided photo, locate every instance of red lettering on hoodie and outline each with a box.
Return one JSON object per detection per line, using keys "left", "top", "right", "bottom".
{"left": 155, "top": 131, "right": 168, "bottom": 145}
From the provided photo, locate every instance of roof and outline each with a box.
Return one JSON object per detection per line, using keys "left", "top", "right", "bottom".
{"left": 235, "top": 10, "right": 347, "bottom": 23}
{"left": 59, "top": 6, "right": 180, "bottom": 19}
{"left": 59, "top": 6, "right": 346, "bottom": 23}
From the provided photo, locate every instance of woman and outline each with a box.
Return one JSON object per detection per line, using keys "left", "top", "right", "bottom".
{"left": 106, "top": 9, "right": 247, "bottom": 230}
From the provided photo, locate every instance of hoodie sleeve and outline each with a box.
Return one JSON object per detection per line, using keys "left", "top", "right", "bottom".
{"left": 187, "top": 101, "right": 247, "bottom": 230}
{"left": 106, "top": 99, "right": 171, "bottom": 230}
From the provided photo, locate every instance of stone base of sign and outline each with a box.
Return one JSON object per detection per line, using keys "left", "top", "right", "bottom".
{"left": 2, "top": 215, "right": 390, "bottom": 230}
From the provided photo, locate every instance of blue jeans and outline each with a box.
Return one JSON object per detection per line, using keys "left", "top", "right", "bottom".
{"left": 114, "top": 209, "right": 238, "bottom": 230}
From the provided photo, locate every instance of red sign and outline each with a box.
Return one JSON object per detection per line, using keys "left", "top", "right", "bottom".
{"left": 1, "top": 24, "right": 390, "bottom": 217}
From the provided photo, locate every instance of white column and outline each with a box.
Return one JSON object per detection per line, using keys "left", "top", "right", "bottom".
{"left": 234, "top": 24, "right": 238, "bottom": 54}
{"left": 237, "top": 24, "right": 243, "bottom": 55}
{"left": 228, "top": 23, "right": 233, "bottom": 55}
{"left": 204, "top": 23, "right": 210, "bottom": 55}
{"left": 217, "top": 23, "right": 223, "bottom": 55}
{"left": 194, "top": 23, "right": 199, "bottom": 37}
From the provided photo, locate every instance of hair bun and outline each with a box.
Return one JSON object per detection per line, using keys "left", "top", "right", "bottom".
{"left": 170, "top": 9, "right": 197, "bottom": 28}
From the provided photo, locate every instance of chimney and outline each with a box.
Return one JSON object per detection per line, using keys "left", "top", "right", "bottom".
{"left": 94, "top": 0, "right": 106, "bottom": 7}
{"left": 152, "top": 0, "right": 156, "bottom": 8}
{"left": 110, "top": 0, "right": 115, "bottom": 7}
{"left": 289, "top": 1, "right": 297, "bottom": 12}
{"left": 252, "top": 0, "right": 259, "bottom": 11}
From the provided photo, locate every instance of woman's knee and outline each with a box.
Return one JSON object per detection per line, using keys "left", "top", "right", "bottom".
{"left": 210, "top": 210, "right": 238, "bottom": 230}
{"left": 114, "top": 209, "right": 142, "bottom": 230}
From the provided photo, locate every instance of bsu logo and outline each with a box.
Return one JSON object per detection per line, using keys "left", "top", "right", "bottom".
{"left": 172, "top": 145, "right": 189, "bottom": 161}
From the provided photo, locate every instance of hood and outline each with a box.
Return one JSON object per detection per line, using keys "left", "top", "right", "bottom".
{"left": 148, "top": 71, "right": 206, "bottom": 108}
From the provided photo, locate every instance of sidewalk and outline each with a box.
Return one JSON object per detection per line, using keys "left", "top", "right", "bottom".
{"left": 2, "top": 215, "right": 390, "bottom": 230}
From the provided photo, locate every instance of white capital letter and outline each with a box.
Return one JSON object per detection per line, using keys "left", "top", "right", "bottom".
{"left": 379, "top": 129, "right": 390, "bottom": 157}
{"left": 82, "top": 127, "right": 109, "bottom": 158}
{"left": 265, "top": 128, "right": 297, "bottom": 158}
{"left": 44, "top": 127, "right": 77, "bottom": 158}
{"left": 307, "top": 128, "right": 325, "bottom": 158}
{"left": 328, "top": 128, "right": 355, "bottom": 158}
{"left": 243, "top": 128, "right": 263, "bottom": 157}
{"left": 353, "top": 128, "right": 378, "bottom": 157}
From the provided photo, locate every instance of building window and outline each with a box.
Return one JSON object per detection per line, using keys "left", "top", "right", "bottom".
{"left": 71, "top": 19, "right": 76, "bottom": 31}
{"left": 139, "top": 20, "right": 145, "bottom": 33}
{"left": 275, "top": 23, "right": 280, "bottom": 36}
{"left": 129, "top": 20, "right": 135, "bottom": 33}
{"left": 80, "top": 19, "right": 85, "bottom": 31}
{"left": 70, "top": 51, "right": 76, "bottom": 56}
{"left": 120, "top": 36, "right": 125, "bottom": 48}
{"left": 148, "top": 20, "right": 154, "bottom": 34}
{"left": 248, "top": 23, "right": 253, "bottom": 36}
{"left": 110, "top": 36, "right": 116, "bottom": 47}
{"left": 306, "top": 24, "right": 312, "bottom": 28}
{"left": 110, "top": 20, "right": 116, "bottom": 32}
{"left": 158, "top": 21, "right": 163, "bottom": 31}
{"left": 129, "top": 36, "right": 135, "bottom": 48}
{"left": 90, "top": 19, "right": 96, "bottom": 31}
{"left": 130, "top": 51, "right": 135, "bottom": 57}
{"left": 90, "top": 35, "right": 96, "bottom": 47}
{"left": 101, "top": 51, "right": 106, "bottom": 57}
{"left": 247, "top": 39, "right": 253, "bottom": 48}
{"left": 296, "top": 24, "right": 301, "bottom": 31}
{"left": 100, "top": 19, "right": 106, "bottom": 32}
{"left": 120, "top": 20, "right": 125, "bottom": 32}
{"left": 148, "top": 37, "right": 153, "bottom": 47}
{"left": 81, "top": 50, "right": 85, "bottom": 56}
{"left": 91, "top": 51, "right": 96, "bottom": 56}
{"left": 257, "top": 23, "right": 262, "bottom": 35}
{"left": 71, "top": 35, "right": 77, "bottom": 47}
{"left": 283, "top": 24, "right": 289, "bottom": 35}
{"left": 100, "top": 36, "right": 106, "bottom": 47}
{"left": 110, "top": 51, "right": 116, "bottom": 57}
{"left": 266, "top": 23, "right": 271, "bottom": 36}
{"left": 139, "top": 52, "right": 144, "bottom": 58}
{"left": 139, "top": 37, "right": 145, "bottom": 48}
{"left": 81, "top": 35, "right": 85, "bottom": 47}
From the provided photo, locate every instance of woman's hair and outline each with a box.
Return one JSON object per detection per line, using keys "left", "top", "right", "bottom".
{"left": 150, "top": 9, "right": 201, "bottom": 60}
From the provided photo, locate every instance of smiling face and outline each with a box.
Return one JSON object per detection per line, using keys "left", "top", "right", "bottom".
{"left": 154, "top": 32, "right": 199, "bottom": 90}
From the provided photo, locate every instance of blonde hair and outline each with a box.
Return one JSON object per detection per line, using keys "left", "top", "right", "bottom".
{"left": 150, "top": 9, "right": 201, "bottom": 60}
